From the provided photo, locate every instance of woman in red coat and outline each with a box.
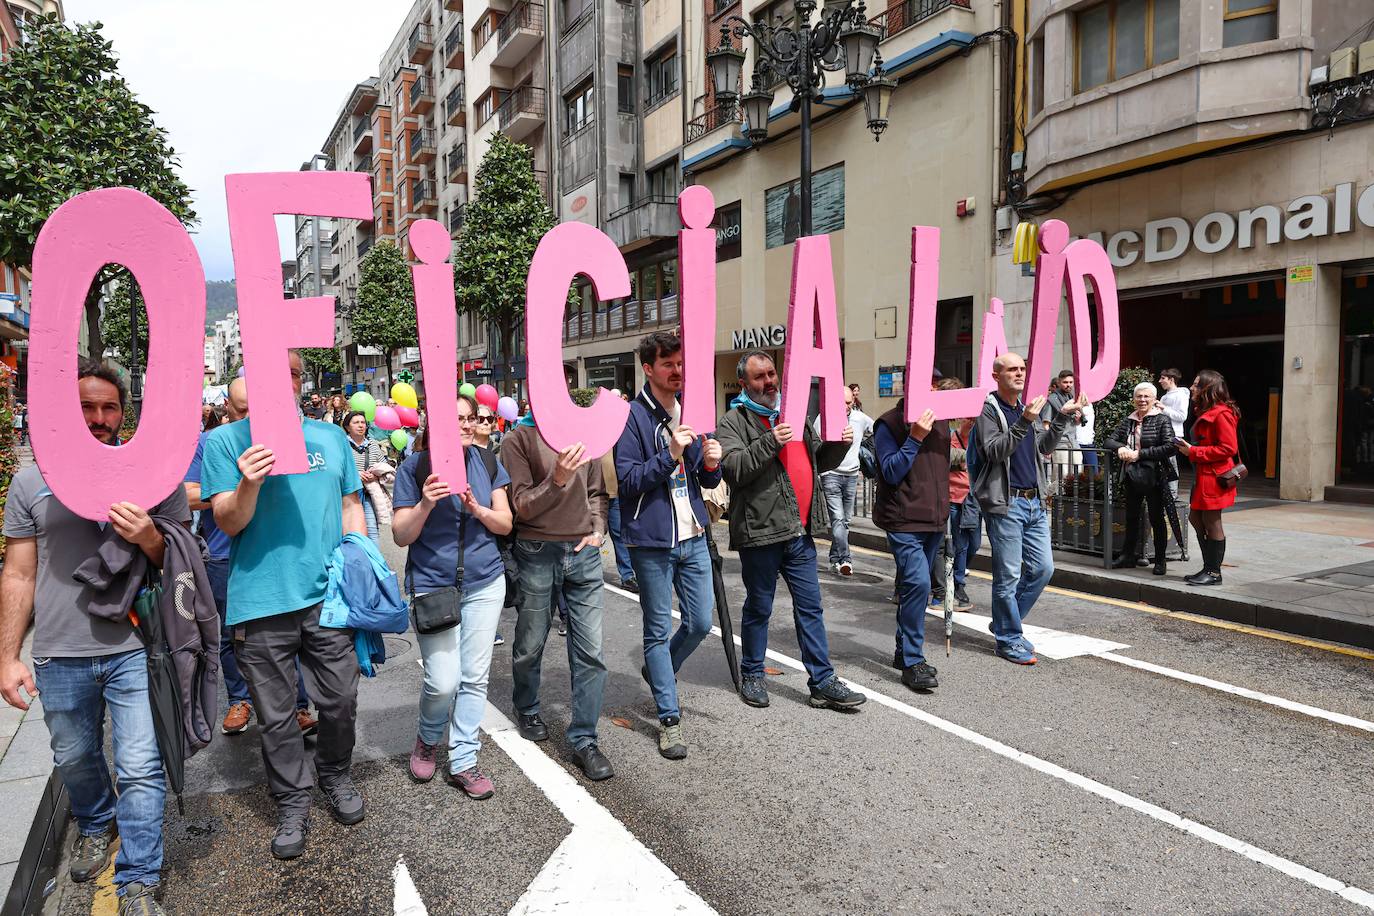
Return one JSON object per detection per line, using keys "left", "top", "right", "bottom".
{"left": 1174, "top": 369, "right": 1240, "bottom": 586}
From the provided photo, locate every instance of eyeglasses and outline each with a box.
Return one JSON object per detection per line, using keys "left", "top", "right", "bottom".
{"left": 458, "top": 415, "right": 477, "bottom": 426}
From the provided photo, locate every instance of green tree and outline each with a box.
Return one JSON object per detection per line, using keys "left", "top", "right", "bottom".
{"left": 0, "top": 364, "right": 18, "bottom": 553}
{"left": 0, "top": 15, "right": 196, "bottom": 360}
{"left": 453, "top": 135, "right": 557, "bottom": 397}
{"left": 300, "top": 346, "right": 343, "bottom": 391}
{"left": 352, "top": 240, "right": 416, "bottom": 391}
{"left": 98, "top": 276, "right": 148, "bottom": 373}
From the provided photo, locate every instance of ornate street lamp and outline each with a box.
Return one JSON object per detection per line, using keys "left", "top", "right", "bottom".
{"left": 708, "top": 0, "right": 895, "bottom": 236}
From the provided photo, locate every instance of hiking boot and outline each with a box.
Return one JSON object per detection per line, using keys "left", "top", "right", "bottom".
{"left": 445, "top": 767, "right": 495, "bottom": 799}
{"left": 409, "top": 736, "right": 438, "bottom": 783}
{"left": 117, "top": 883, "right": 164, "bottom": 916}
{"left": 320, "top": 774, "right": 365, "bottom": 825}
{"left": 953, "top": 586, "right": 972, "bottom": 609}
{"left": 657, "top": 717, "right": 687, "bottom": 760}
{"left": 518, "top": 713, "right": 549, "bottom": 742}
{"left": 902, "top": 662, "right": 939, "bottom": 691}
{"left": 295, "top": 708, "right": 318, "bottom": 735}
{"left": 221, "top": 700, "right": 252, "bottom": 735}
{"left": 271, "top": 810, "right": 309, "bottom": 860}
{"left": 70, "top": 823, "right": 117, "bottom": 882}
{"left": 808, "top": 675, "right": 867, "bottom": 710}
{"left": 739, "top": 676, "right": 769, "bottom": 708}
{"left": 572, "top": 743, "right": 614, "bottom": 781}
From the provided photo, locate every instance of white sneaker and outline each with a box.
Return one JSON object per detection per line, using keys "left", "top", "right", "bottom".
{"left": 838, "top": 562, "right": 853, "bottom": 577}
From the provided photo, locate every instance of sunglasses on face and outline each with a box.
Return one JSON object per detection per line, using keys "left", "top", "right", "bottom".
{"left": 476, "top": 415, "right": 494, "bottom": 424}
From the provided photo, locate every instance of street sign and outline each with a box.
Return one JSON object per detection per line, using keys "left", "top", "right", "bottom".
{"left": 397, "top": 369, "right": 415, "bottom": 384}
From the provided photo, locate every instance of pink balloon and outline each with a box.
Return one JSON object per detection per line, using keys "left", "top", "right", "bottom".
{"left": 373, "top": 405, "right": 402, "bottom": 431}
{"left": 475, "top": 384, "right": 499, "bottom": 409}
{"left": 396, "top": 405, "right": 419, "bottom": 427}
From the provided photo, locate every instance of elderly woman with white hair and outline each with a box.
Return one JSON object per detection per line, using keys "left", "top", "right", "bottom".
{"left": 1104, "top": 381, "right": 1178, "bottom": 575}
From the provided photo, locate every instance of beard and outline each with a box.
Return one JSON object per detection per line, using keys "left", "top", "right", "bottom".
{"left": 746, "top": 382, "right": 778, "bottom": 408}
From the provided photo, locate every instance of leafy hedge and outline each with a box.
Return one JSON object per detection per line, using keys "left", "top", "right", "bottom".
{"left": 0, "top": 364, "right": 18, "bottom": 553}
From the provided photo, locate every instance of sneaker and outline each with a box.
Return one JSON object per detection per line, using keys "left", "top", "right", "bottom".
{"left": 221, "top": 700, "right": 252, "bottom": 735}
{"left": 518, "top": 713, "right": 549, "bottom": 742}
{"left": 296, "top": 708, "right": 318, "bottom": 735}
{"left": 621, "top": 579, "right": 639, "bottom": 594}
{"left": 69, "top": 823, "right": 117, "bottom": 882}
{"left": 902, "top": 662, "right": 939, "bottom": 691}
{"left": 657, "top": 717, "right": 687, "bottom": 760}
{"left": 838, "top": 561, "right": 853, "bottom": 577}
{"left": 271, "top": 810, "right": 309, "bottom": 860}
{"left": 409, "top": 736, "right": 438, "bottom": 783}
{"left": 808, "top": 675, "right": 867, "bottom": 710}
{"left": 928, "top": 592, "right": 945, "bottom": 609}
{"left": 557, "top": 618, "right": 568, "bottom": 637}
{"left": 739, "top": 676, "right": 769, "bottom": 708}
{"left": 493, "top": 632, "right": 506, "bottom": 646}
{"left": 446, "top": 766, "right": 495, "bottom": 799}
{"left": 995, "top": 642, "right": 1038, "bottom": 665}
{"left": 572, "top": 743, "right": 615, "bottom": 781}
{"left": 953, "top": 586, "right": 972, "bottom": 609}
{"left": 320, "top": 774, "right": 365, "bottom": 825}
{"left": 117, "top": 883, "right": 164, "bottom": 916}
{"left": 829, "top": 562, "right": 842, "bottom": 575}
{"left": 1016, "top": 636, "right": 1036, "bottom": 654}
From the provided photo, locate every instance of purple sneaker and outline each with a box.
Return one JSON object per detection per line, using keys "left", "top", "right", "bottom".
{"left": 409, "top": 736, "right": 438, "bottom": 782}
{"left": 446, "top": 767, "right": 495, "bottom": 800}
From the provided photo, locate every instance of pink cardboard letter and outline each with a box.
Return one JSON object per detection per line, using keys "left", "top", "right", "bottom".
{"left": 525, "top": 222, "right": 631, "bottom": 456}
{"left": 409, "top": 219, "right": 466, "bottom": 494}
{"left": 903, "top": 227, "right": 990, "bottom": 420}
{"left": 677, "top": 186, "right": 717, "bottom": 433}
{"left": 28, "top": 188, "right": 206, "bottom": 520}
{"left": 780, "top": 235, "right": 847, "bottom": 438}
{"left": 978, "top": 297, "right": 1011, "bottom": 387}
{"left": 225, "top": 172, "right": 373, "bottom": 474}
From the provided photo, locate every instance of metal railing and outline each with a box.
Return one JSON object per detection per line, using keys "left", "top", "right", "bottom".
{"left": 497, "top": 85, "right": 546, "bottom": 129}
{"left": 445, "top": 21, "right": 464, "bottom": 59}
{"left": 450, "top": 202, "right": 467, "bottom": 233}
{"left": 407, "top": 22, "right": 433, "bottom": 59}
{"left": 445, "top": 84, "right": 465, "bottom": 121}
{"left": 868, "top": 0, "right": 969, "bottom": 39}
{"left": 409, "top": 128, "right": 436, "bottom": 159}
{"left": 358, "top": 237, "right": 373, "bottom": 259}
{"left": 409, "top": 75, "right": 433, "bottom": 106}
{"left": 446, "top": 144, "right": 467, "bottom": 178}
{"left": 353, "top": 116, "right": 370, "bottom": 144}
{"left": 354, "top": 153, "right": 372, "bottom": 174}
{"left": 410, "top": 178, "right": 437, "bottom": 207}
{"left": 686, "top": 103, "right": 740, "bottom": 142}
{"left": 608, "top": 194, "right": 676, "bottom": 221}
{"left": 498, "top": 1, "right": 545, "bottom": 47}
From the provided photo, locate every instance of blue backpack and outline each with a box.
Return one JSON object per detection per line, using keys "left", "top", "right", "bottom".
{"left": 964, "top": 423, "right": 980, "bottom": 484}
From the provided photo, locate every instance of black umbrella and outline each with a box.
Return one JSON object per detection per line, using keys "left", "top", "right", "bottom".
{"left": 1159, "top": 477, "right": 1188, "bottom": 562}
{"left": 704, "top": 526, "right": 741, "bottom": 693}
{"left": 129, "top": 570, "right": 188, "bottom": 814}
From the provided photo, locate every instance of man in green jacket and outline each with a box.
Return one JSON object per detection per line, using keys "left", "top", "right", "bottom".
{"left": 716, "top": 351, "right": 867, "bottom": 711}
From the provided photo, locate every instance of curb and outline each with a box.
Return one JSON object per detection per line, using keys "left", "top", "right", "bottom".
{"left": 2, "top": 768, "right": 67, "bottom": 916}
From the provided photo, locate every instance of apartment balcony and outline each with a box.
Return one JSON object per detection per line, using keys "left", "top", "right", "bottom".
{"left": 497, "top": 84, "right": 546, "bottom": 142}
{"left": 354, "top": 152, "right": 372, "bottom": 174}
{"left": 444, "top": 21, "right": 465, "bottom": 70}
{"left": 444, "top": 0, "right": 461, "bottom": 9}
{"left": 445, "top": 84, "right": 466, "bottom": 127}
{"left": 533, "top": 168, "right": 549, "bottom": 200}
{"left": 352, "top": 115, "right": 372, "bottom": 154}
{"left": 410, "top": 179, "right": 438, "bottom": 216}
{"left": 685, "top": 103, "right": 740, "bottom": 143}
{"left": 869, "top": 0, "right": 968, "bottom": 41}
{"left": 407, "top": 22, "right": 434, "bottom": 63}
{"left": 409, "top": 75, "right": 435, "bottom": 114}
{"left": 409, "top": 128, "right": 437, "bottom": 164}
{"left": 494, "top": 2, "right": 544, "bottom": 68}
{"left": 605, "top": 196, "right": 678, "bottom": 252}
{"left": 450, "top": 202, "right": 467, "bottom": 238}
{"left": 358, "top": 236, "right": 374, "bottom": 260}
{"left": 447, "top": 144, "right": 468, "bottom": 184}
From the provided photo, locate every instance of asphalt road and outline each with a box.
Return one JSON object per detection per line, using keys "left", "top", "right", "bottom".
{"left": 45, "top": 526, "right": 1374, "bottom": 915}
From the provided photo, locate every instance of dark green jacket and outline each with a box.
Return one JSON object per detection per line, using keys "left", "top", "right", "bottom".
{"left": 716, "top": 407, "right": 850, "bottom": 550}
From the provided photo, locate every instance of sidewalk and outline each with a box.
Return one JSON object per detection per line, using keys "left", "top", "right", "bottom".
{"left": 847, "top": 496, "right": 1374, "bottom": 650}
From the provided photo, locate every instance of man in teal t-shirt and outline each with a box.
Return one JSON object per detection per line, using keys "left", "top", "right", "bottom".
{"left": 201, "top": 351, "right": 366, "bottom": 861}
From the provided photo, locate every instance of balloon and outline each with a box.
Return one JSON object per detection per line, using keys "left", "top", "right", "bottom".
{"left": 391, "top": 382, "right": 418, "bottom": 409}
{"left": 497, "top": 396, "right": 519, "bottom": 421}
{"left": 348, "top": 391, "right": 377, "bottom": 421}
{"left": 475, "top": 384, "right": 499, "bottom": 409}
{"left": 373, "top": 405, "right": 401, "bottom": 431}
{"left": 396, "top": 406, "right": 419, "bottom": 428}
{"left": 459, "top": 382, "right": 476, "bottom": 398}
{"left": 390, "top": 429, "right": 409, "bottom": 451}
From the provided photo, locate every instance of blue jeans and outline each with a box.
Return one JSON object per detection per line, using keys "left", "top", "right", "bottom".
{"left": 629, "top": 536, "right": 714, "bottom": 720}
{"left": 982, "top": 496, "right": 1054, "bottom": 649}
{"left": 951, "top": 501, "right": 982, "bottom": 588}
{"left": 821, "top": 473, "right": 858, "bottom": 565}
{"left": 362, "top": 491, "right": 380, "bottom": 545}
{"left": 738, "top": 534, "right": 834, "bottom": 688}
{"left": 416, "top": 575, "right": 506, "bottom": 773}
{"left": 207, "top": 558, "right": 310, "bottom": 710}
{"left": 511, "top": 539, "right": 607, "bottom": 750}
{"left": 34, "top": 650, "right": 164, "bottom": 894}
{"left": 607, "top": 497, "right": 635, "bottom": 585}
{"left": 888, "top": 530, "right": 942, "bottom": 667}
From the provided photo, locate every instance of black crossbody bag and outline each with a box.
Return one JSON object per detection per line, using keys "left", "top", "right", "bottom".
{"left": 409, "top": 514, "right": 465, "bottom": 635}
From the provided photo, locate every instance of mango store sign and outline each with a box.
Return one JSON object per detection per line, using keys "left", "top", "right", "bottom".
{"left": 26, "top": 174, "right": 1121, "bottom": 520}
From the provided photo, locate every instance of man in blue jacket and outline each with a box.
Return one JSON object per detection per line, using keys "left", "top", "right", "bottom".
{"left": 615, "top": 332, "right": 723, "bottom": 760}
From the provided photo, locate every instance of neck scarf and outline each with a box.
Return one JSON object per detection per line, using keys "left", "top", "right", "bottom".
{"left": 731, "top": 390, "right": 780, "bottom": 421}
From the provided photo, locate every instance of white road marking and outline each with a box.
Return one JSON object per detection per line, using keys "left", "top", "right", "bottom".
{"left": 393, "top": 858, "right": 428, "bottom": 916}
{"left": 925, "top": 607, "right": 1131, "bottom": 659}
{"left": 601, "top": 583, "right": 1374, "bottom": 909}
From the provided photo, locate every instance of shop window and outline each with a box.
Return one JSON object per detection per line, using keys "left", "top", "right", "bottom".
{"left": 1222, "top": 0, "right": 1277, "bottom": 48}
{"left": 1075, "top": 0, "right": 1180, "bottom": 93}
{"left": 617, "top": 65, "right": 635, "bottom": 113}
{"left": 645, "top": 46, "right": 679, "bottom": 108}
{"left": 765, "top": 163, "right": 844, "bottom": 248}
{"left": 712, "top": 200, "right": 742, "bottom": 261}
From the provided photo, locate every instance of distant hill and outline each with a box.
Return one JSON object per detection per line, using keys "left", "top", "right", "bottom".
{"left": 206, "top": 280, "right": 237, "bottom": 331}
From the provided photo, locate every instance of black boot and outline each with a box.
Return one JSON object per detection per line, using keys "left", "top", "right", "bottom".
{"left": 1185, "top": 540, "right": 1222, "bottom": 587}
{"left": 1183, "top": 532, "right": 1209, "bottom": 584}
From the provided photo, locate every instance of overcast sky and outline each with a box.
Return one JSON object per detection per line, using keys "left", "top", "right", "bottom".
{"left": 64, "top": 1, "right": 393, "bottom": 281}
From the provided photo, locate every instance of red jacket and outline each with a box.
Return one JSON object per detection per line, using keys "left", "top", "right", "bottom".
{"left": 1188, "top": 404, "right": 1238, "bottom": 510}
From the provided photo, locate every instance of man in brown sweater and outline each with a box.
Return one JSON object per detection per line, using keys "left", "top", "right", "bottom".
{"left": 501, "top": 420, "right": 614, "bottom": 781}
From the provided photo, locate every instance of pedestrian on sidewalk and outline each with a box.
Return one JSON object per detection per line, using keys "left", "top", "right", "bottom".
{"left": 975, "top": 353, "right": 1085, "bottom": 665}
{"left": 614, "top": 332, "right": 723, "bottom": 760}
{"left": 393, "top": 395, "right": 512, "bottom": 799}
{"left": 814, "top": 385, "right": 872, "bottom": 576}
{"left": 473, "top": 404, "right": 509, "bottom": 648}
{"left": 1176, "top": 369, "right": 1241, "bottom": 587}
{"left": 1076, "top": 397, "right": 1097, "bottom": 468}
{"left": 0, "top": 362, "right": 189, "bottom": 915}
{"left": 1041, "top": 370, "right": 1083, "bottom": 481}
{"left": 11, "top": 402, "right": 25, "bottom": 446}
{"left": 1157, "top": 369, "right": 1189, "bottom": 498}
{"left": 202, "top": 350, "right": 368, "bottom": 860}
{"left": 716, "top": 350, "right": 866, "bottom": 711}
{"left": 872, "top": 396, "right": 948, "bottom": 693}
{"left": 602, "top": 450, "right": 638, "bottom": 592}
{"left": 1104, "top": 382, "right": 1177, "bottom": 576}
{"left": 345, "top": 411, "right": 389, "bottom": 547}
{"left": 501, "top": 414, "right": 614, "bottom": 782}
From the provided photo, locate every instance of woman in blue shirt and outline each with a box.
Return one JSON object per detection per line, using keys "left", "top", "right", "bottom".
{"left": 392, "top": 395, "right": 513, "bottom": 799}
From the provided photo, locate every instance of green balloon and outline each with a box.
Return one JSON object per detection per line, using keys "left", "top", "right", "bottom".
{"left": 458, "top": 383, "right": 477, "bottom": 398}
{"left": 390, "top": 430, "right": 409, "bottom": 451}
{"left": 348, "top": 391, "right": 377, "bottom": 422}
